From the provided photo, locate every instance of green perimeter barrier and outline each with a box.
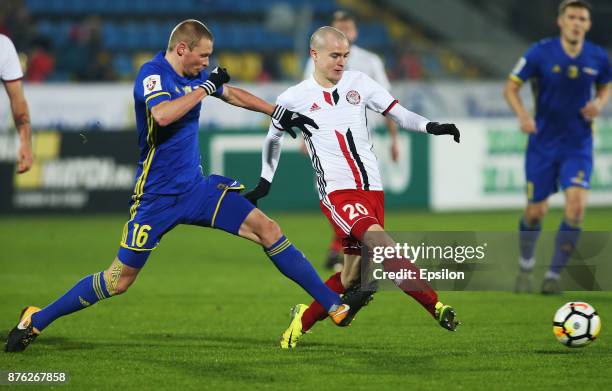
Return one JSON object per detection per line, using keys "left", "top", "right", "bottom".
{"left": 199, "top": 127, "right": 429, "bottom": 210}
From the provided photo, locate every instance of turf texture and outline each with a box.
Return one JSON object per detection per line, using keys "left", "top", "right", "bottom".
{"left": 1, "top": 208, "right": 611, "bottom": 390}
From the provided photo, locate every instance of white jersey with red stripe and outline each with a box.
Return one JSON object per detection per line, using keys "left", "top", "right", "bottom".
{"left": 271, "top": 71, "right": 394, "bottom": 198}
{"left": 261, "top": 70, "right": 430, "bottom": 199}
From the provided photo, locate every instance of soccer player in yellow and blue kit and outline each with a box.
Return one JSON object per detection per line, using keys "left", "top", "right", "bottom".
{"left": 504, "top": 0, "right": 611, "bottom": 294}
{"left": 5, "top": 20, "right": 353, "bottom": 352}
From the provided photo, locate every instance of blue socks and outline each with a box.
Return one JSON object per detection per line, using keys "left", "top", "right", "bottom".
{"left": 548, "top": 219, "right": 581, "bottom": 278}
{"left": 29, "top": 239, "right": 341, "bottom": 332}
{"left": 264, "top": 236, "right": 340, "bottom": 311}
{"left": 31, "top": 272, "right": 111, "bottom": 331}
{"left": 519, "top": 217, "right": 541, "bottom": 271}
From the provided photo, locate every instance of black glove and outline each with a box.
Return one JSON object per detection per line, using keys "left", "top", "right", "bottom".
{"left": 271, "top": 105, "right": 319, "bottom": 138}
{"left": 200, "top": 67, "right": 230, "bottom": 95}
{"left": 426, "top": 122, "right": 460, "bottom": 143}
{"left": 243, "top": 177, "right": 271, "bottom": 207}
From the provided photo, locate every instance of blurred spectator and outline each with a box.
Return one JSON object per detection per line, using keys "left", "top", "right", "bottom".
{"left": 397, "top": 49, "right": 423, "bottom": 80}
{"left": 2, "top": 1, "right": 37, "bottom": 51}
{"left": 54, "top": 17, "right": 112, "bottom": 81}
{"left": 4, "top": 0, "right": 504, "bottom": 82}
{"left": 80, "top": 50, "right": 116, "bottom": 81}
{"left": 26, "top": 38, "right": 55, "bottom": 82}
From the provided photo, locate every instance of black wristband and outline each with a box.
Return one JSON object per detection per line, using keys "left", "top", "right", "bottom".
{"left": 200, "top": 80, "right": 216, "bottom": 95}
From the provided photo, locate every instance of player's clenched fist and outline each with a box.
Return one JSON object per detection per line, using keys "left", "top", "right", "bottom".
{"left": 199, "top": 67, "right": 230, "bottom": 95}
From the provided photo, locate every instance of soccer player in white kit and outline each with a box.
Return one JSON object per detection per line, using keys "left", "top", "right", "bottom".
{"left": 245, "top": 27, "right": 461, "bottom": 348}
{"left": 1, "top": 34, "right": 33, "bottom": 174}
{"left": 304, "top": 11, "right": 400, "bottom": 270}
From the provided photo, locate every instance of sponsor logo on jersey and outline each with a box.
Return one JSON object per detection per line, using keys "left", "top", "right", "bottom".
{"left": 583, "top": 67, "right": 598, "bottom": 76}
{"left": 346, "top": 90, "right": 361, "bottom": 105}
{"left": 567, "top": 65, "right": 579, "bottom": 79}
{"left": 309, "top": 102, "right": 321, "bottom": 112}
{"left": 552, "top": 64, "right": 561, "bottom": 73}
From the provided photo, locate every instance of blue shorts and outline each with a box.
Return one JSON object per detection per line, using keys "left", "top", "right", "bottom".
{"left": 117, "top": 174, "right": 255, "bottom": 268}
{"left": 525, "top": 149, "right": 592, "bottom": 203}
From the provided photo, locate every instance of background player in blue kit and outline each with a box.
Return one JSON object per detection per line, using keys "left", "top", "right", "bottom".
{"left": 5, "top": 19, "right": 353, "bottom": 352}
{"left": 504, "top": 0, "right": 611, "bottom": 294}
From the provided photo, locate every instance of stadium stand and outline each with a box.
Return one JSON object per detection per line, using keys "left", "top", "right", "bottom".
{"left": 6, "top": 0, "right": 581, "bottom": 82}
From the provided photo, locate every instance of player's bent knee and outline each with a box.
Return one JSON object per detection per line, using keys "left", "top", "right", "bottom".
{"left": 259, "top": 218, "right": 283, "bottom": 247}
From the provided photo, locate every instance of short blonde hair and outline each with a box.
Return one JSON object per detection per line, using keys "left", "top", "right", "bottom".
{"left": 309, "top": 26, "right": 348, "bottom": 50}
{"left": 167, "top": 19, "right": 213, "bottom": 51}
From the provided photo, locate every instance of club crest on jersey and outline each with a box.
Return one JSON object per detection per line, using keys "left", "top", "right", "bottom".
{"left": 583, "top": 67, "right": 598, "bottom": 76}
{"left": 567, "top": 65, "right": 579, "bottom": 79}
{"left": 309, "top": 102, "right": 321, "bottom": 112}
{"left": 143, "top": 74, "right": 162, "bottom": 94}
{"left": 346, "top": 90, "right": 361, "bottom": 105}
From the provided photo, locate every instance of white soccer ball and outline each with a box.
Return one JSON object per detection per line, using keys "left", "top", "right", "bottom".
{"left": 553, "top": 302, "right": 601, "bottom": 347}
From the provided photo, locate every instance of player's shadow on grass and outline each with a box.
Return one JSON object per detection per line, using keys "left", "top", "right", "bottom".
{"left": 1, "top": 331, "right": 95, "bottom": 351}
{"left": 134, "top": 332, "right": 372, "bottom": 351}
{"left": 37, "top": 336, "right": 96, "bottom": 350}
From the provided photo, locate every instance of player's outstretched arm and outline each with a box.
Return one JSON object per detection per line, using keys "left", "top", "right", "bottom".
{"left": 220, "top": 86, "right": 318, "bottom": 138}
{"left": 243, "top": 126, "right": 285, "bottom": 206}
{"left": 385, "top": 102, "right": 460, "bottom": 143}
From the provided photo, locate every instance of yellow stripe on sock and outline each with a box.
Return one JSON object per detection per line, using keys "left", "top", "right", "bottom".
{"left": 97, "top": 272, "right": 108, "bottom": 299}
{"left": 266, "top": 239, "right": 292, "bottom": 257}
{"left": 92, "top": 272, "right": 105, "bottom": 300}
{"left": 267, "top": 239, "right": 290, "bottom": 255}
{"left": 92, "top": 273, "right": 102, "bottom": 300}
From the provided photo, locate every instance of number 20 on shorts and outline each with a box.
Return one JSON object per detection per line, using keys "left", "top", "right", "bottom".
{"left": 342, "top": 203, "right": 369, "bottom": 220}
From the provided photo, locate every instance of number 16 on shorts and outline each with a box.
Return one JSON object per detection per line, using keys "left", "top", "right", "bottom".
{"left": 121, "top": 222, "right": 154, "bottom": 250}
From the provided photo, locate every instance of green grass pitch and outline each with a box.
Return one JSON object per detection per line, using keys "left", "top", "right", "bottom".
{"left": 1, "top": 208, "right": 611, "bottom": 390}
